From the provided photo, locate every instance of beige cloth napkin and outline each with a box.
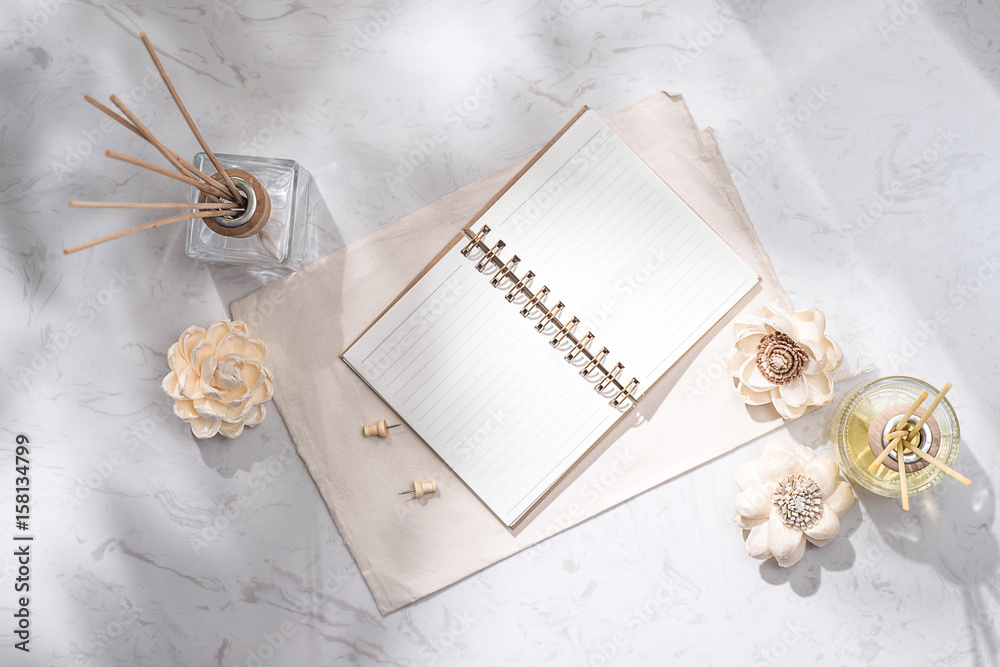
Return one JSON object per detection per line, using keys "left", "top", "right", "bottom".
{"left": 231, "top": 92, "right": 792, "bottom": 615}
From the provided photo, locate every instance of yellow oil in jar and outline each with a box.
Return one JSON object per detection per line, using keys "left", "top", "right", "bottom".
{"left": 832, "top": 377, "right": 959, "bottom": 498}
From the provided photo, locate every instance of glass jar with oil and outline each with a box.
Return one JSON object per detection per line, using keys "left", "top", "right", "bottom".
{"left": 831, "top": 376, "right": 959, "bottom": 498}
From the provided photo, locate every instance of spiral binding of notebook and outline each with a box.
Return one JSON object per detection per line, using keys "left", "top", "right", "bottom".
{"left": 461, "top": 224, "right": 640, "bottom": 408}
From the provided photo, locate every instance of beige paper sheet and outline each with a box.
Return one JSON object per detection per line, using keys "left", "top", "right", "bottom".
{"left": 231, "top": 92, "right": 792, "bottom": 615}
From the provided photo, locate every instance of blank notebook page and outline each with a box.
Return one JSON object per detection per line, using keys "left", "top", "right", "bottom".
{"left": 343, "top": 109, "right": 758, "bottom": 527}
{"left": 342, "top": 248, "right": 621, "bottom": 527}
{"left": 474, "top": 109, "right": 760, "bottom": 389}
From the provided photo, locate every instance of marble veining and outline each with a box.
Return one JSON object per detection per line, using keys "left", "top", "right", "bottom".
{"left": 2, "top": 0, "right": 1000, "bottom": 665}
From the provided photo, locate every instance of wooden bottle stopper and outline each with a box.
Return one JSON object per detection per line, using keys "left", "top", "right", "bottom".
{"left": 867, "top": 404, "right": 941, "bottom": 474}
{"left": 399, "top": 480, "right": 438, "bottom": 499}
{"left": 198, "top": 168, "right": 271, "bottom": 239}
{"left": 363, "top": 419, "right": 400, "bottom": 438}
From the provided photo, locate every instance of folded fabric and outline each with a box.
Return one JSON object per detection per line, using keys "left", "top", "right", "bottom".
{"left": 231, "top": 92, "right": 792, "bottom": 614}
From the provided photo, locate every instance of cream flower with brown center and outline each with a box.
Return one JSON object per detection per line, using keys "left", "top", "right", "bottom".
{"left": 734, "top": 439, "right": 854, "bottom": 567}
{"left": 728, "top": 305, "right": 843, "bottom": 420}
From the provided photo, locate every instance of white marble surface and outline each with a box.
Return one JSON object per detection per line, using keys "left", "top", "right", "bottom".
{"left": 2, "top": 0, "right": 999, "bottom": 664}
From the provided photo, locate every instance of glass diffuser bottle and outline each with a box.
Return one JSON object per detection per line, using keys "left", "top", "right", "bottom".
{"left": 185, "top": 152, "right": 310, "bottom": 270}
{"left": 831, "top": 376, "right": 960, "bottom": 498}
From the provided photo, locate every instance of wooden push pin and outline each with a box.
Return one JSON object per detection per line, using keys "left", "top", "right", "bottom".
{"left": 399, "top": 480, "right": 438, "bottom": 498}
{"left": 363, "top": 419, "right": 401, "bottom": 438}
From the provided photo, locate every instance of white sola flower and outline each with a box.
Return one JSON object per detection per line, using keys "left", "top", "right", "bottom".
{"left": 734, "top": 439, "right": 854, "bottom": 567}
{"left": 161, "top": 320, "right": 274, "bottom": 439}
{"left": 727, "top": 305, "right": 843, "bottom": 420}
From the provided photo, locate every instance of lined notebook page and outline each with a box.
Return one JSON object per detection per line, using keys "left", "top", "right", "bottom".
{"left": 473, "top": 109, "right": 759, "bottom": 388}
{"left": 343, "top": 108, "right": 758, "bottom": 527}
{"left": 342, "top": 247, "right": 621, "bottom": 527}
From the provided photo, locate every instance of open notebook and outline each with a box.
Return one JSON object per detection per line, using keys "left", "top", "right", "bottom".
{"left": 342, "top": 107, "right": 759, "bottom": 527}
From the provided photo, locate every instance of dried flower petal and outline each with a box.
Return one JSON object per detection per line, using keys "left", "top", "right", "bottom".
{"left": 804, "top": 503, "right": 841, "bottom": 543}
{"left": 768, "top": 511, "right": 806, "bottom": 566}
{"left": 746, "top": 522, "right": 772, "bottom": 560}
{"left": 826, "top": 481, "right": 855, "bottom": 517}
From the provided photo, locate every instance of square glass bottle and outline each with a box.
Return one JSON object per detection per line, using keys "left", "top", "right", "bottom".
{"left": 185, "top": 152, "right": 310, "bottom": 270}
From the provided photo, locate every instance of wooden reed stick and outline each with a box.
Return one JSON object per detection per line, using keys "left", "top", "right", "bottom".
{"left": 109, "top": 97, "right": 229, "bottom": 204}
{"left": 97, "top": 97, "right": 228, "bottom": 197}
{"left": 101, "top": 94, "right": 198, "bottom": 180}
{"left": 105, "top": 150, "right": 229, "bottom": 200}
{"left": 869, "top": 430, "right": 905, "bottom": 472}
{"left": 87, "top": 95, "right": 232, "bottom": 201}
{"left": 904, "top": 443, "right": 972, "bottom": 486}
{"left": 869, "top": 391, "right": 927, "bottom": 472}
{"left": 897, "top": 439, "right": 909, "bottom": 510}
{"left": 109, "top": 95, "right": 232, "bottom": 201}
{"left": 903, "top": 383, "right": 952, "bottom": 448}
{"left": 139, "top": 32, "right": 242, "bottom": 203}
{"left": 84, "top": 95, "right": 146, "bottom": 140}
{"left": 171, "top": 155, "right": 232, "bottom": 199}
{"left": 69, "top": 200, "right": 242, "bottom": 210}
{"left": 64, "top": 210, "right": 224, "bottom": 255}
{"left": 899, "top": 439, "right": 972, "bottom": 485}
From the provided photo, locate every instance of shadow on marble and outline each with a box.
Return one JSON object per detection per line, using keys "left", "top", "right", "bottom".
{"left": 204, "top": 178, "right": 344, "bottom": 307}
{"left": 924, "top": 1, "right": 1000, "bottom": 87}
{"left": 855, "top": 441, "right": 1000, "bottom": 662}
{"left": 754, "top": 400, "right": 875, "bottom": 597}
{"left": 193, "top": 414, "right": 295, "bottom": 480}
{"left": 757, "top": 500, "right": 861, "bottom": 597}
